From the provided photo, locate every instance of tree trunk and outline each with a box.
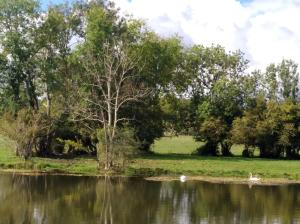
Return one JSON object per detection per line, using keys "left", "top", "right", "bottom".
{"left": 221, "top": 141, "right": 233, "bottom": 156}
{"left": 105, "top": 137, "right": 114, "bottom": 170}
{"left": 24, "top": 77, "right": 39, "bottom": 111}
{"left": 46, "top": 83, "right": 51, "bottom": 116}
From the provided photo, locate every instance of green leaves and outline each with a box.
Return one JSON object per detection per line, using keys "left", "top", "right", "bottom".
{"left": 185, "top": 45, "right": 248, "bottom": 94}
{"left": 264, "top": 59, "right": 299, "bottom": 101}
{"left": 231, "top": 99, "right": 300, "bottom": 158}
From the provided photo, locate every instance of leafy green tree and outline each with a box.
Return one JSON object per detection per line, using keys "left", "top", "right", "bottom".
{"left": 231, "top": 96, "right": 300, "bottom": 158}
{"left": 123, "top": 97, "right": 164, "bottom": 151}
{"left": 264, "top": 60, "right": 299, "bottom": 101}
{"left": 184, "top": 45, "right": 248, "bottom": 98}
{"left": 183, "top": 45, "right": 248, "bottom": 156}
{"left": 196, "top": 77, "right": 246, "bottom": 156}
{"left": 123, "top": 32, "right": 184, "bottom": 151}
{"left": 264, "top": 64, "right": 278, "bottom": 100}
{"left": 278, "top": 60, "right": 299, "bottom": 100}
{"left": 0, "top": 0, "right": 40, "bottom": 111}
{"left": 196, "top": 117, "right": 227, "bottom": 156}
{"left": 35, "top": 5, "right": 82, "bottom": 116}
{"left": 160, "top": 95, "right": 192, "bottom": 136}
{"left": 276, "top": 101, "right": 300, "bottom": 158}
{"left": 85, "top": 1, "right": 126, "bottom": 51}
{"left": 231, "top": 115, "right": 258, "bottom": 157}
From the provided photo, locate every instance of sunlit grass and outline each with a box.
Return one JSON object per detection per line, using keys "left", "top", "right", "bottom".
{"left": 0, "top": 135, "right": 300, "bottom": 180}
{"left": 151, "top": 136, "right": 201, "bottom": 154}
{"left": 131, "top": 154, "right": 300, "bottom": 179}
{"left": 0, "top": 136, "right": 22, "bottom": 165}
{"left": 0, "top": 135, "right": 98, "bottom": 174}
{"left": 152, "top": 135, "right": 260, "bottom": 156}
{"left": 132, "top": 136, "right": 300, "bottom": 179}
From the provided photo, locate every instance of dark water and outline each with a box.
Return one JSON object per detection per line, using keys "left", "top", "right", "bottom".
{"left": 1, "top": 174, "right": 300, "bottom": 224}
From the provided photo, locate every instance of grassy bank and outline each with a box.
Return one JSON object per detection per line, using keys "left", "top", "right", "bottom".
{"left": 130, "top": 154, "right": 300, "bottom": 180}
{"left": 0, "top": 136, "right": 99, "bottom": 175}
{"left": 1, "top": 135, "right": 300, "bottom": 182}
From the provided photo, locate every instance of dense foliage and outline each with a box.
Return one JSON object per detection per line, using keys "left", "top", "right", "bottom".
{"left": 1, "top": 0, "right": 300, "bottom": 169}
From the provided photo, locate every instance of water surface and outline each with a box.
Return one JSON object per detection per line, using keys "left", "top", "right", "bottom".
{"left": 0, "top": 173, "right": 300, "bottom": 224}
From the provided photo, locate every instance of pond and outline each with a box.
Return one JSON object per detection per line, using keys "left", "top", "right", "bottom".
{"left": 0, "top": 173, "right": 300, "bottom": 224}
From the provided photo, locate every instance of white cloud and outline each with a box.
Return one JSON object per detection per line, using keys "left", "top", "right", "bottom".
{"left": 113, "top": 0, "right": 300, "bottom": 70}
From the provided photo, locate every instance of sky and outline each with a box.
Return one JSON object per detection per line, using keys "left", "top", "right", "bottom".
{"left": 41, "top": 0, "right": 300, "bottom": 70}
{"left": 40, "top": 0, "right": 72, "bottom": 9}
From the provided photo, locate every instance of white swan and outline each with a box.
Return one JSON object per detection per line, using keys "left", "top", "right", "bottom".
{"left": 249, "top": 172, "right": 260, "bottom": 182}
{"left": 180, "top": 175, "right": 187, "bottom": 182}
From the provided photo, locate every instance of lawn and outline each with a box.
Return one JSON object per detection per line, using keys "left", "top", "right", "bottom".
{"left": 1, "top": 135, "right": 300, "bottom": 181}
{"left": 131, "top": 154, "right": 300, "bottom": 180}
{"left": 0, "top": 136, "right": 22, "bottom": 166}
{"left": 133, "top": 136, "right": 300, "bottom": 179}
{"left": 151, "top": 135, "right": 253, "bottom": 156}
{"left": 151, "top": 135, "right": 201, "bottom": 154}
{"left": 0, "top": 135, "right": 99, "bottom": 175}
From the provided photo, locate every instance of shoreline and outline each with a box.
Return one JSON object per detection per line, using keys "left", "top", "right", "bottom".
{"left": 145, "top": 175, "right": 300, "bottom": 185}
{"left": 1, "top": 168, "right": 300, "bottom": 185}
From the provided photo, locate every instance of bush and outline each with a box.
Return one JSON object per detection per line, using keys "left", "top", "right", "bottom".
{"left": 195, "top": 117, "right": 227, "bottom": 156}
{"left": 96, "top": 126, "right": 140, "bottom": 169}
{"left": 56, "top": 138, "right": 89, "bottom": 155}
{"left": 0, "top": 110, "right": 51, "bottom": 159}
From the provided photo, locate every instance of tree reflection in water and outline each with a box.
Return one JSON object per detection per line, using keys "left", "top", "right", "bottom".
{"left": 0, "top": 174, "right": 300, "bottom": 224}
{"left": 157, "top": 181, "right": 300, "bottom": 224}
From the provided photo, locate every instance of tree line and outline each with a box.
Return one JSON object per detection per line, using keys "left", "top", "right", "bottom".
{"left": 0, "top": 0, "right": 300, "bottom": 170}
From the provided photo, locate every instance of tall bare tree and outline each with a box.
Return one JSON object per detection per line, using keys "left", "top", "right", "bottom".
{"left": 74, "top": 41, "right": 147, "bottom": 169}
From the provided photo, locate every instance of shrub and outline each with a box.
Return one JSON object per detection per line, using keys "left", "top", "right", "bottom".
{"left": 0, "top": 110, "right": 51, "bottom": 159}
{"left": 96, "top": 126, "right": 140, "bottom": 169}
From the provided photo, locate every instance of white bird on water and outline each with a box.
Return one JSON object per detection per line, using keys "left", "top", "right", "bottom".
{"left": 249, "top": 172, "right": 260, "bottom": 182}
{"left": 180, "top": 175, "right": 187, "bottom": 182}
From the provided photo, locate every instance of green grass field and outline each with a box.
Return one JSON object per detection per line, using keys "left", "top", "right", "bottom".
{"left": 151, "top": 135, "right": 256, "bottom": 156}
{"left": 0, "top": 136, "right": 22, "bottom": 166}
{"left": 0, "top": 135, "right": 300, "bottom": 180}
{"left": 0, "top": 135, "right": 99, "bottom": 175}
{"left": 151, "top": 136, "right": 201, "bottom": 154}
{"left": 131, "top": 154, "right": 300, "bottom": 179}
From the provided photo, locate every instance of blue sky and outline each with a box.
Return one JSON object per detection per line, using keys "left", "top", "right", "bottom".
{"left": 40, "top": 0, "right": 76, "bottom": 9}
{"left": 239, "top": 0, "right": 252, "bottom": 5}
